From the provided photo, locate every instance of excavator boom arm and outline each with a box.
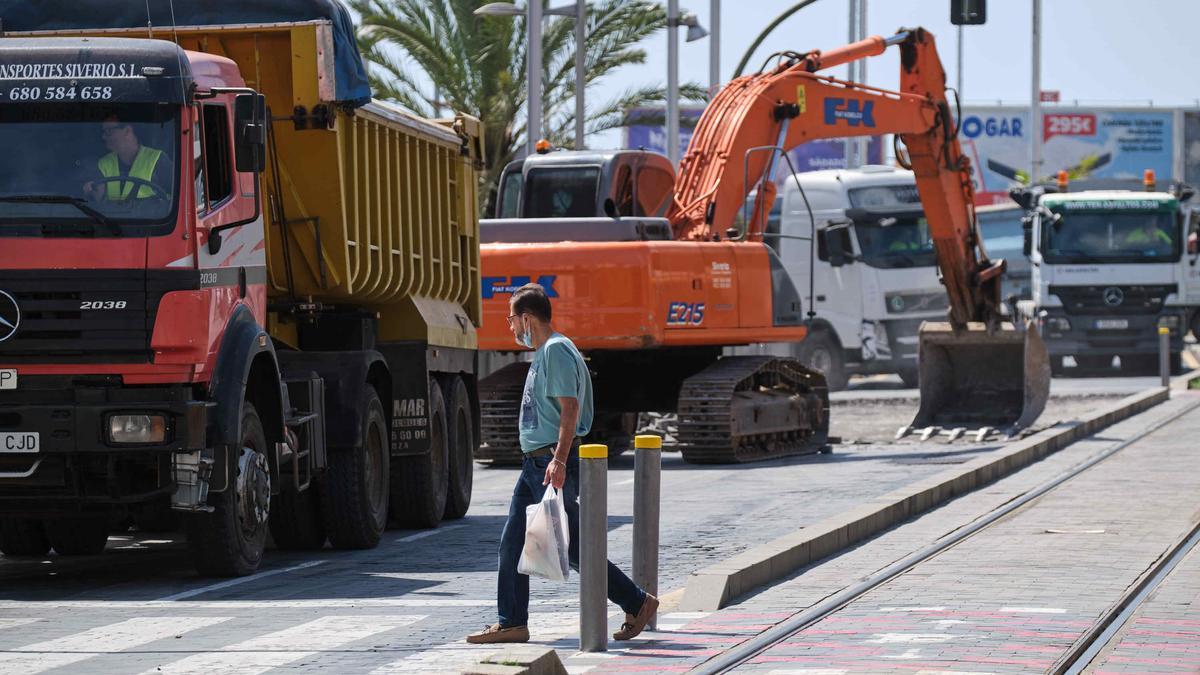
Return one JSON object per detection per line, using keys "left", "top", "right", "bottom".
{"left": 667, "top": 28, "right": 997, "bottom": 328}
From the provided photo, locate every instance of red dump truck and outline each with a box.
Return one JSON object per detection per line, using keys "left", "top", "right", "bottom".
{"left": 0, "top": 1, "right": 484, "bottom": 575}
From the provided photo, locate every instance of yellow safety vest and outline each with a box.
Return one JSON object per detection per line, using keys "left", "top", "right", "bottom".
{"left": 98, "top": 146, "right": 163, "bottom": 200}
{"left": 1125, "top": 228, "right": 1172, "bottom": 246}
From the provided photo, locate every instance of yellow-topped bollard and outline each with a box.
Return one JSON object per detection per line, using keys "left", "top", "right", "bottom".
{"left": 1159, "top": 325, "right": 1171, "bottom": 386}
{"left": 633, "top": 434, "right": 662, "bottom": 630}
{"left": 579, "top": 443, "right": 609, "bottom": 459}
{"left": 579, "top": 442, "right": 608, "bottom": 651}
{"left": 634, "top": 435, "right": 663, "bottom": 450}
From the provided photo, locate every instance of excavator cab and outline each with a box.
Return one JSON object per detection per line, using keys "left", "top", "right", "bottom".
{"left": 913, "top": 319, "right": 1051, "bottom": 433}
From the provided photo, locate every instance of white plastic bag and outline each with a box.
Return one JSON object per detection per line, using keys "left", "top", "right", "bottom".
{"left": 518, "top": 486, "right": 571, "bottom": 582}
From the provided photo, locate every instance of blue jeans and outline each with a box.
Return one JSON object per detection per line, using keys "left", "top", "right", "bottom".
{"left": 497, "top": 449, "right": 647, "bottom": 627}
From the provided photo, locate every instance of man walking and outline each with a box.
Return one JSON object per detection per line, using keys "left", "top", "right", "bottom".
{"left": 468, "top": 283, "right": 658, "bottom": 644}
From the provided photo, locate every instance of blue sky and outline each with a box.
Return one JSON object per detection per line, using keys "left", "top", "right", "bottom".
{"left": 588, "top": 0, "right": 1200, "bottom": 148}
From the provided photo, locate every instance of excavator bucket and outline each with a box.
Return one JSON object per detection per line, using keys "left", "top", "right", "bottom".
{"left": 911, "top": 321, "right": 1051, "bottom": 431}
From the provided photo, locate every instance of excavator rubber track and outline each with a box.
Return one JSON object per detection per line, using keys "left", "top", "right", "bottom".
{"left": 676, "top": 356, "right": 830, "bottom": 464}
{"left": 477, "top": 361, "right": 528, "bottom": 466}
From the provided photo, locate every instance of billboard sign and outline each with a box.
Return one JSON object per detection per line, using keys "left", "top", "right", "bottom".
{"left": 623, "top": 106, "right": 883, "bottom": 176}
{"left": 960, "top": 106, "right": 1176, "bottom": 205}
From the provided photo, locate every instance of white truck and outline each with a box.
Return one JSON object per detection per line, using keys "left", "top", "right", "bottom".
{"left": 748, "top": 166, "right": 948, "bottom": 390}
{"left": 1013, "top": 178, "right": 1199, "bottom": 375}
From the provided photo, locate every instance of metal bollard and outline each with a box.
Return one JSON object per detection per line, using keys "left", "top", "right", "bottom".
{"left": 1159, "top": 325, "right": 1170, "bottom": 387}
{"left": 579, "top": 443, "right": 608, "bottom": 652}
{"left": 632, "top": 434, "right": 662, "bottom": 631}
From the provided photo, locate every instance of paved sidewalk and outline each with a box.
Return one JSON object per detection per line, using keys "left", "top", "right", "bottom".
{"left": 562, "top": 393, "right": 1200, "bottom": 674}
{"left": 1088, "top": 539, "right": 1200, "bottom": 674}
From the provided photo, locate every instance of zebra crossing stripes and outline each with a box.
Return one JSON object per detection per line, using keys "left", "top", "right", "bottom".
{"left": 140, "top": 614, "right": 426, "bottom": 674}
{"left": 0, "top": 616, "right": 232, "bottom": 674}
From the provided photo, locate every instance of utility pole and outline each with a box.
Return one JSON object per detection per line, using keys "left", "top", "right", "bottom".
{"left": 855, "top": 0, "right": 868, "bottom": 165}
{"left": 1030, "top": 0, "right": 1041, "bottom": 184}
{"left": 956, "top": 24, "right": 964, "bottom": 100}
{"left": 709, "top": 0, "right": 720, "bottom": 96}
{"left": 667, "top": 0, "right": 680, "bottom": 165}
{"left": 844, "top": 0, "right": 857, "bottom": 168}
{"left": 527, "top": 0, "right": 543, "bottom": 154}
{"left": 575, "top": 0, "right": 586, "bottom": 148}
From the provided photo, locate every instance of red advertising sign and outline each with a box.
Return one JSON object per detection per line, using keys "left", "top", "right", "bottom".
{"left": 1040, "top": 90, "right": 1060, "bottom": 102}
{"left": 1044, "top": 113, "right": 1096, "bottom": 141}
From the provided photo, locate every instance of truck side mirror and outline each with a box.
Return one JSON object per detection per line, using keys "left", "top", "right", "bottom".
{"left": 603, "top": 197, "right": 618, "bottom": 219}
{"left": 824, "top": 227, "right": 848, "bottom": 268}
{"left": 1022, "top": 215, "right": 1033, "bottom": 257}
{"left": 234, "top": 93, "right": 267, "bottom": 173}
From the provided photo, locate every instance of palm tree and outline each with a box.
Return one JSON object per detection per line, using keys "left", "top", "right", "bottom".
{"left": 350, "top": 0, "right": 707, "bottom": 209}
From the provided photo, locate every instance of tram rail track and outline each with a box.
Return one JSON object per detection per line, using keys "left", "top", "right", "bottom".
{"left": 692, "top": 394, "right": 1200, "bottom": 674}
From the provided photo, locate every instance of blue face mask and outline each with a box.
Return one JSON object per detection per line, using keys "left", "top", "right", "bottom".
{"left": 515, "top": 316, "right": 533, "bottom": 348}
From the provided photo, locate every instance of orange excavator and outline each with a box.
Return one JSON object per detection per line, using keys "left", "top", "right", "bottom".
{"left": 478, "top": 28, "right": 1050, "bottom": 464}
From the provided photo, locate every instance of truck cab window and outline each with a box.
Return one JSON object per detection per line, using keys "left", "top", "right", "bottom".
{"left": 200, "top": 104, "right": 233, "bottom": 210}
{"left": 496, "top": 162, "right": 523, "bottom": 218}
{"left": 636, "top": 166, "right": 674, "bottom": 217}
{"left": 524, "top": 167, "right": 599, "bottom": 218}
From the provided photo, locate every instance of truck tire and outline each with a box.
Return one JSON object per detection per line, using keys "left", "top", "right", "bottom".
{"left": 442, "top": 376, "right": 475, "bottom": 521}
{"left": 796, "top": 330, "right": 848, "bottom": 391}
{"left": 270, "top": 486, "right": 327, "bottom": 551}
{"left": 46, "top": 517, "right": 110, "bottom": 556}
{"left": 0, "top": 519, "right": 50, "bottom": 557}
{"left": 320, "top": 385, "right": 389, "bottom": 549}
{"left": 390, "top": 379, "right": 449, "bottom": 528}
{"left": 186, "top": 403, "right": 271, "bottom": 577}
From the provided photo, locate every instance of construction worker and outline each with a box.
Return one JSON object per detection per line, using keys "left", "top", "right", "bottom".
{"left": 467, "top": 283, "right": 659, "bottom": 645}
{"left": 887, "top": 226, "right": 923, "bottom": 252}
{"left": 83, "top": 115, "right": 169, "bottom": 201}
{"left": 1123, "top": 218, "right": 1172, "bottom": 251}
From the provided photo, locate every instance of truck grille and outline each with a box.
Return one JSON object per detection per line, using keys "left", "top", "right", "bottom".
{"left": 0, "top": 270, "right": 197, "bottom": 364}
{"left": 1049, "top": 284, "right": 1175, "bottom": 316}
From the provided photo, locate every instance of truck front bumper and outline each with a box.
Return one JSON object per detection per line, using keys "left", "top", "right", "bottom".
{"left": 0, "top": 380, "right": 206, "bottom": 513}
{"left": 1038, "top": 308, "right": 1186, "bottom": 357}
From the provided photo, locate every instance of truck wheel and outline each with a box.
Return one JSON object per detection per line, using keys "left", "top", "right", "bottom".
{"left": 0, "top": 519, "right": 50, "bottom": 557}
{"left": 270, "top": 486, "right": 327, "bottom": 551}
{"left": 46, "top": 517, "right": 110, "bottom": 556}
{"left": 390, "top": 379, "right": 449, "bottom": 528}
{"left": 320, "top": 385, "right": 389, "bottom": 549}
{"left": 442, "top": 376, "right": 475, "bottom": 521}
{"left": 1171, "top": 352, "right": 1184, "bottom": 375}
{"left": 897, "top": 367, "right": 919, "bottom": 389}
{"left": 186, "top": 402, "right": 271, "bottom": 577}
{"left": 796, "top": 331, "right": 848, "bottom": 391}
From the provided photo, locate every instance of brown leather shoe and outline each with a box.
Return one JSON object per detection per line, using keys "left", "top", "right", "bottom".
{"left": 466, "top": 623, "right": 530, "bottom": 644}
{"left": 613, "top": 594, "right": 659, "bottom": 640}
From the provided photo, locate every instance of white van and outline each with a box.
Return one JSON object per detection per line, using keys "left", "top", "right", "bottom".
{"left": 748, "top": 166, "right": 947, "bottom": 389}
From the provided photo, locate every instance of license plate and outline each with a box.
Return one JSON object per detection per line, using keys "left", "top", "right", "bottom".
{"left": 0, "top": 369, "right": 13, "bottom": 390}
{"left": 1095, "top": 319, "right": 1129, "bottom": 330}
{"left": 0, "top": 432, "right": 38, "bottom": 453}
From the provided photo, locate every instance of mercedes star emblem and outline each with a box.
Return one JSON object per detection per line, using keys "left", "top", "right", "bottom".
{"left": 1102, "top": 287, "right": 1125, "bottom": 307}
{"left": 0, "top": 290, "right": 18, "bottom": 342}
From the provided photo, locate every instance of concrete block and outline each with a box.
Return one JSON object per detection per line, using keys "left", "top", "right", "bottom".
{"left": 474, "top": 646, "right": 568, "bottom": 675}
{"left": 462, "top": 665, "right": 525, "bottom": 675}
{"left": 679, "top": 573, "right": 732, "bottom": 611}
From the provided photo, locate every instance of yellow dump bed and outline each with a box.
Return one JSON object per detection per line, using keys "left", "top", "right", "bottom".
{"left": 13, "top": 20, "right": 484, "bottom": 350}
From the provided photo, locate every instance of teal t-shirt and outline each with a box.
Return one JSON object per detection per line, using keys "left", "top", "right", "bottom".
{"left": 518, "top": 333, "right": 594, "bottom": 453}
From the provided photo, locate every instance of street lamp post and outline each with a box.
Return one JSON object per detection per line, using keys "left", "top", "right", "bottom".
{"left": 709, "top": 0, "right": 720, "bottom": 96}
{"left": 666, "top": 4, "right": 708, "bottom": 165}
{"left": 475, "top": 2, "right": 586, "bottom": 154}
